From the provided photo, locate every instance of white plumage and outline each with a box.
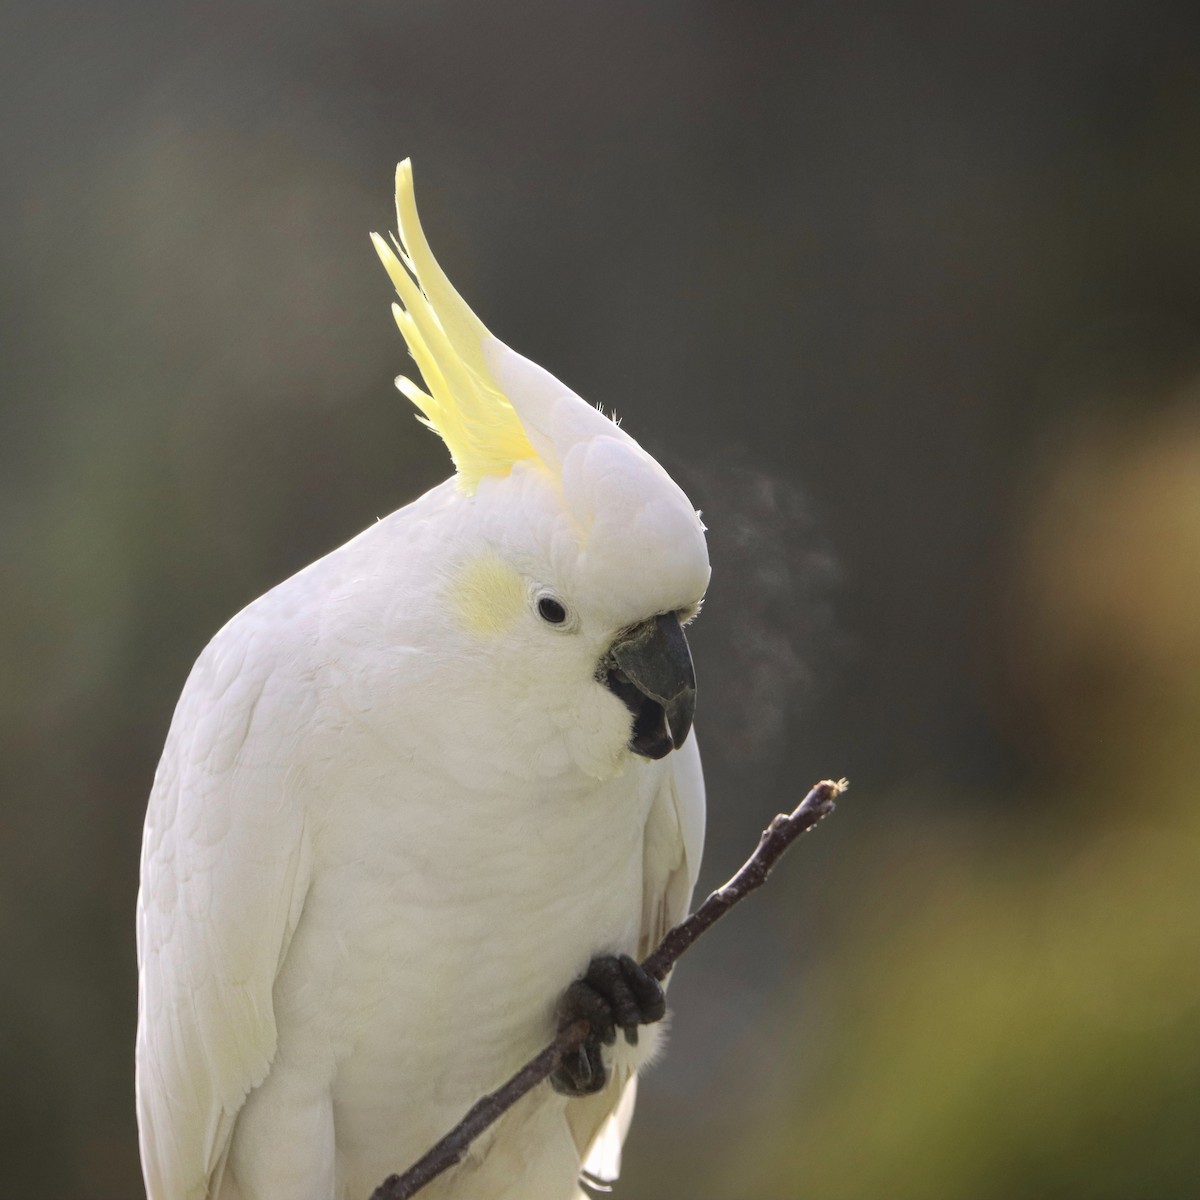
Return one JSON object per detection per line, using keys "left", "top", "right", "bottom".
{"left": 136, "top": 163, "right": 709, "bottom": 1200}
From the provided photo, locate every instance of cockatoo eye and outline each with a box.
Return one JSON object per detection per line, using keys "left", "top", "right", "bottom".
{"left": 537, "top": 595, "right": 568, "bottom": 625}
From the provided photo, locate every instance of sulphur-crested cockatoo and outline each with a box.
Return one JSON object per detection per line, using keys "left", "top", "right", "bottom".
{"left": 136, "top": 160, "right": 709, "bottom": 1200}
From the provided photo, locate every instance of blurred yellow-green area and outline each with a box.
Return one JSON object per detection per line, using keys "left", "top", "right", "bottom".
{"left": 5, "top": 2, "right": 1200, "bottom": 1197}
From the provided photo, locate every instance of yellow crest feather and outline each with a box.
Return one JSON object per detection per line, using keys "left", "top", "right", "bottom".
{"left": 371, "top": 160, "right": 539, "bottom": 492}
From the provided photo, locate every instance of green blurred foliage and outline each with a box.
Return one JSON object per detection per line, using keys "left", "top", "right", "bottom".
{"left": 732, "top": 801, "right": 1200, "bottom": 1198}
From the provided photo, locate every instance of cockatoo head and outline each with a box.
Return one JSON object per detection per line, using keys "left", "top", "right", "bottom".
{"left": 372, "top": 162, "right": 709, "bottom": 776}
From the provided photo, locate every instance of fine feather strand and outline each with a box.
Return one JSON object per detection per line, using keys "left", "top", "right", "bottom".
{"left": 371, "top": 160, "right": 539, "bottom": 493}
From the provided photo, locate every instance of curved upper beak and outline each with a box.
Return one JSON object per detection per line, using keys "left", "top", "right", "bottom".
{"left": 603, "top": 611, "right": 697, "bottom": 759}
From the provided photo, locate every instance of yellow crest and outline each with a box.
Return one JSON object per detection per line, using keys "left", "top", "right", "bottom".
{"left": 371, "top": 161, "right": 539, "bottom": 493}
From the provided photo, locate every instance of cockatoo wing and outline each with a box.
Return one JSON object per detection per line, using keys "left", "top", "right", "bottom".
{"left": 637, "top": 731, "right": 706, "bottom": 959}
{"left": 575, "top": 733, "right": 706, "bottom": 1185}
{"left": 136, "top": 603, "right": 313, "bottom": 1200}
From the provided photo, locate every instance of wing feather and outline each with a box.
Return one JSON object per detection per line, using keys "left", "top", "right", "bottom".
{"left": 639, "top": 732, "right": 706, "bottom": 959}
{"left": 136, "top": 606, "right": 314, "bottom": 1200}
{"left": 576, "top": 733, "right": 706, "bottom": 1184}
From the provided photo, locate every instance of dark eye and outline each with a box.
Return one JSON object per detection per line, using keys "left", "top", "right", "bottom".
{"left": 537, "top": 596, "right": 567, "bottom": 625}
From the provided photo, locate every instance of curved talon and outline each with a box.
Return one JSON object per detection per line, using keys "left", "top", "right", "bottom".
{"left": 549, "top": 954, "right": 666, "bottom": 1096}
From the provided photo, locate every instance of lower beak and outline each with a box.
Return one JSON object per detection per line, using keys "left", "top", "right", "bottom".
{"left": 602, "top": 611, "right": 697, "bottom": 759}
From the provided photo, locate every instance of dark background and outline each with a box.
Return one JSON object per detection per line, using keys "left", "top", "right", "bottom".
{"left": 6, "top": 2, "right": 1200, "bottom": 1195}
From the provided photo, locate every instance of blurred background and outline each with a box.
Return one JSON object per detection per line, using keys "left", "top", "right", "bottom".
{"left": 5, "top": 1, "right": 1200, "bottom": 1195}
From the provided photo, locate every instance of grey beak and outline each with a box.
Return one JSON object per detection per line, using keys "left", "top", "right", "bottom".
{"left": 604, "top": 611, "right": 697, "bottom": 759}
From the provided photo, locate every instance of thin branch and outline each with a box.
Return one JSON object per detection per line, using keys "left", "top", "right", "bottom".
{"left": 369, "top": 777, "right": 846, "bottom": 1200}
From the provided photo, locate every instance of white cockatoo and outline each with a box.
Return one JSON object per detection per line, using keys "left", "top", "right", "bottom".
{"left": 136, "top": 160, "right": 709, "bottom": 1200}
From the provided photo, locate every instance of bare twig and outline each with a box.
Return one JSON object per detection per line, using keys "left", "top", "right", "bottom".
{"left": 369, "top": 777, "right": 846, "bottom": 1200}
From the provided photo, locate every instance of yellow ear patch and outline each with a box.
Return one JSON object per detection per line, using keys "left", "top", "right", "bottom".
{"left": 454, "top": 555, "right": 528, "bottom": 636}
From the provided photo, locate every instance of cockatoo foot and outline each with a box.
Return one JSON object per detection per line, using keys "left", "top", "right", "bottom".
{"left": 550, "top": 954, "right": 666, "bottom": 1096}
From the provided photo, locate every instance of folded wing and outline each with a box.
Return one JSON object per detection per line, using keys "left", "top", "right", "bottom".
{"left": 136, "top": 610, "right": 313, "bottom": 1200}
{"left": 574, "top": 734, "right": 706, "bottom": 1185}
